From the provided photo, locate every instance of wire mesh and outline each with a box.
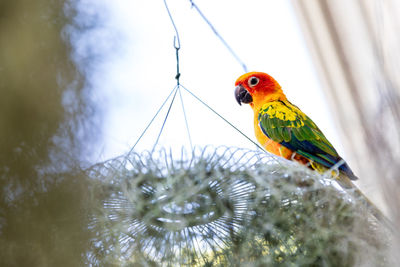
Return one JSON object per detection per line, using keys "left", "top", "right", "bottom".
{"left": 86, "top": 146, "right": 389, "bottom": 266}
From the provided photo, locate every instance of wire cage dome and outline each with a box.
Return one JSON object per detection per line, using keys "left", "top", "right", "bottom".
{"left": 86, "top": 146, "right": 388, "bottom": 266}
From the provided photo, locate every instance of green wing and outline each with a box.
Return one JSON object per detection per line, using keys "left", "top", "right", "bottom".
{"left": 258, "top": 100, "right": 340, "bottom": 167}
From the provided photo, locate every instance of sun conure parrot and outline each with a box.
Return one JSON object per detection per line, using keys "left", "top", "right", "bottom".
{"left": 234, "top": 72, "right": 397, "bottom": 225}
{"left": 234, "top": 71, "right": 357, "bottom": 181}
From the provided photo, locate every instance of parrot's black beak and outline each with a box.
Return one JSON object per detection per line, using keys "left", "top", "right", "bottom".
{"left": 235, "top": 84, "right": 253, "bottom": 105}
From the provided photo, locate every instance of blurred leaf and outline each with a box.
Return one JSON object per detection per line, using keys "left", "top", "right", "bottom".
{"left": 0, "top": 0, "right": 98, "bottom": 266}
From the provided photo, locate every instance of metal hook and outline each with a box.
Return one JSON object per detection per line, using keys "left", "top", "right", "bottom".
{"left": 164, "top": 0, "right": 181, "bottom": 50}
{"left": 164, "top": 0, "right": 181, "bottom": 84}
{"left": 174, "top": 36, "right": 180, "bottom": 50}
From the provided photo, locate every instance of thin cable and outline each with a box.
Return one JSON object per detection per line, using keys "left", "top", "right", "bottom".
{"left": 189, "top": 0, "right": 248, "bottom": 73}
{"left": 180, "top": 84, "right": 265, "bottom": 151}
{"left": 164, "top": 0, "right": 194, "bottom": 151}
{"left": 178, "top": 87, "right": 193, "bottom": 151}
{"left": 128, "top": 86, "right": 177, "bottom": 154}
{"left": 175, "top": 40, "right": 181, "bottom": 84}
{"left": 152, "top": 86, "right": 179, "bottom": 152}
{"left": 164, "top": 0, "right": 181, "bottom": 49}
{"left": 132, "top": 0, "right": 250, "bottom": 154}
{"left": 164, "top": 0, "right": 181, "bottom": 85}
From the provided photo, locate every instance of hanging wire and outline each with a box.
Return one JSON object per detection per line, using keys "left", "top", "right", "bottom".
{"left": 164, "top": 0, "right": 181, "bottom": 85}
{"left": 129, "top": 0, "right": 256, "bottom": 153}
{"left": 188, "top": 0, "right": 248, "bottom": 73}
{"left": 163, "top": 0, "right": 193, "bottom": 152}
{"left": 178, "top": 87, "right": 194, "bottom": 151}
{"left": 181, "top": 84, "right": 265, "bottom": 152}
{"left": 152, "top": 86, "right": 179, "bottom": 152}
{"left": 175, "top": 37, "right": 181, "bottom": 84}
{"left": 128, "top": 85, "right": 178, "bottom": 154}
{"left": 163, "top": 0, "right": 180, "bottom": 48}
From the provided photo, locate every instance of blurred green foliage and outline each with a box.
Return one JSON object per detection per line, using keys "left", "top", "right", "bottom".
{"left": 0, "top": 1, "right": 96, "bottom": 266}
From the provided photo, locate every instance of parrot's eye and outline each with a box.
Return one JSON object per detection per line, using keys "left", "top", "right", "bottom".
{"left": 248, "top": 77, "right": 259, "bottom": 87}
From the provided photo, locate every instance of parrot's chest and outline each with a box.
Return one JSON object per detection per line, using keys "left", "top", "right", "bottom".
{"left": 253, "top": 103, "right": 299, "bottom": 160}
{"left": 253, "top": 113, "right": 282, "bottom": 156}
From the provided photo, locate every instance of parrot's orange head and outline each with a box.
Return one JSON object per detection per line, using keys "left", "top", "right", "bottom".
{"left": 234, "top": 72, "right": 284, "bottom": 107}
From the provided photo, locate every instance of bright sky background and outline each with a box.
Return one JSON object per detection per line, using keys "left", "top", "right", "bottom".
{"left": 73, "top": 0, "right": 344, "bottom": 163}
